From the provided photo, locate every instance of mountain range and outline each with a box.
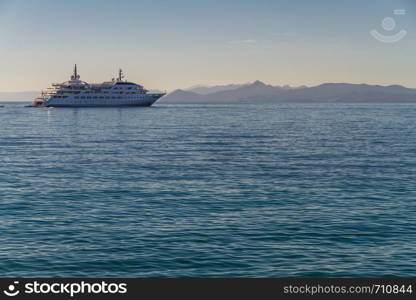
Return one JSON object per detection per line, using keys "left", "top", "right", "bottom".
{"left": 161, "top": 81, "right": 416, "bottom": 103}
{"left": 187, "top": 83, "right": 247, "bottom": 95}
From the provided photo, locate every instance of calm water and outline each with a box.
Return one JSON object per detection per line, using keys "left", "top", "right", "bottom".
{"left": 0, "top": 101, "right": 415, "bottom": 277}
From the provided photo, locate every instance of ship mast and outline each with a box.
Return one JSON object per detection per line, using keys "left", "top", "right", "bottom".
{"left": 118, "top": 68, "right": 124, "bottom": 82}
{"left": 71, "top": 64, "right": 80, "bottom": 80}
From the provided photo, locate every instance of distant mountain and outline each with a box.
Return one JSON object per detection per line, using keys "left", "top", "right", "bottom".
{"left": 187, "top": 84, "right": 246, "bottom": 95}
{"left": 161, "top": 81, "right": 416, "bottom": 103}
{"left": 161, "top": 89, "right": 204, "bottom": 103}
{"left": 0, "top": 91, "right": 38, "bottom": 102}
{"left": 269, "top": 83, "right": 416, "bottom": 103}
{"left": 186, "top": 82, "right": 301, "bottom": 95}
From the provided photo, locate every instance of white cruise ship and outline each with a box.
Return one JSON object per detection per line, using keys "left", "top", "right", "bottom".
{"left": 33, "top": 65, "right": 165, "bottom": 107}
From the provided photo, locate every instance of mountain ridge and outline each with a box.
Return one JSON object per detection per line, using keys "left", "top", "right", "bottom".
{"left": 162, "top": 81, "right": 416, "bottom": 103}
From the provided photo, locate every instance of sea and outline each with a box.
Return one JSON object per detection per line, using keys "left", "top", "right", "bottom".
{"left": 0, "top": 101, "right": 415, "bottom": 277}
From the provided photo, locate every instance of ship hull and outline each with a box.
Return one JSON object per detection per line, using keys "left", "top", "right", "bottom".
{"left": 42, "top": 94, "right": 165, "bottom": 108}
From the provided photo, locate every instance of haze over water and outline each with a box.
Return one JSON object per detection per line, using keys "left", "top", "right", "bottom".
{"left": 0, "top": 102, "right": 415, "bottom": 277}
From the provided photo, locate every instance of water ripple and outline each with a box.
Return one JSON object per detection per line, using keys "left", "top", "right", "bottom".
{"left": 0, "top": 102, "right": 415, "bottom": 277}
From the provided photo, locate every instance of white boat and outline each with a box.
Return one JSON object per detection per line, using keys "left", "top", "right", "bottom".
{"left": 34, "top": 65, "right": 165, "bottom": 107}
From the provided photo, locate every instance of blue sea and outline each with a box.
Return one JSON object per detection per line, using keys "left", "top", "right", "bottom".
{"left": 0, "top": 101, "right": 415, "bottom": 277}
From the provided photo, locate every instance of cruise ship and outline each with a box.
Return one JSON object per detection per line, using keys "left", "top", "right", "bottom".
{"left": 33, "top": 65, "right": 165, "bottom": 107}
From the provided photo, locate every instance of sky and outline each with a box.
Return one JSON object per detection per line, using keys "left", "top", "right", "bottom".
{"left": 0, "top": 0, "right": 415, "bottom": 92}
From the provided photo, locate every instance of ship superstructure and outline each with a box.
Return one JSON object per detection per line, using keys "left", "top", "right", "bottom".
{"left": 34, "top": 65, "right": 165, "bottom": 107}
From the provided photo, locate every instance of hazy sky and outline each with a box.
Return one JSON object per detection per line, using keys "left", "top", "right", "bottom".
{"left": 0, "top": 0, "right": 415, "bottom": 92}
